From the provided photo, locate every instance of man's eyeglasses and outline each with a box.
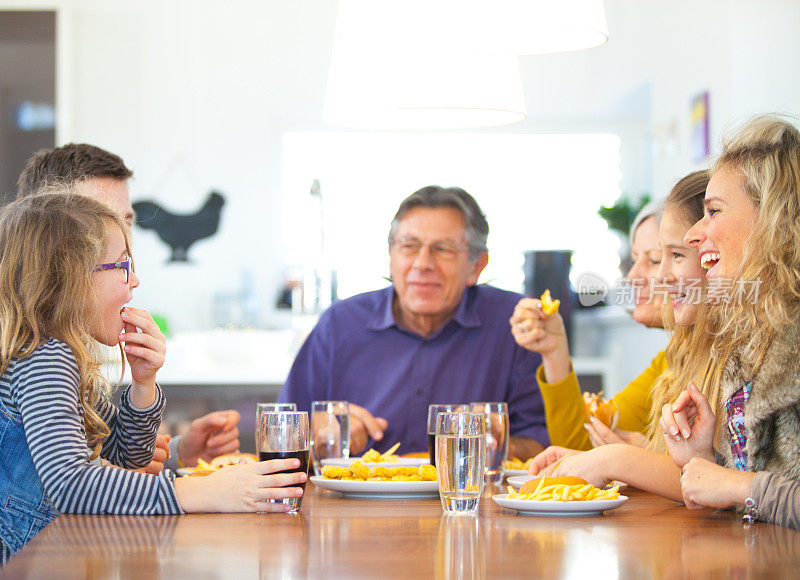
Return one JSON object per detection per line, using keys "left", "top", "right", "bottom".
{"left": 392, "top": 237, "right": 468, "bottom": 261}
{"left": 93, "top": 256, "right": 133, "bottom": 283}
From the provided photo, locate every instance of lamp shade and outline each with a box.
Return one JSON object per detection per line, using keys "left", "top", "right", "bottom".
{"left": 493, "top": 0, "right": 609, "bottom": 55}
{"left": 323, "top": 0, "right": 527, "bottom": 130}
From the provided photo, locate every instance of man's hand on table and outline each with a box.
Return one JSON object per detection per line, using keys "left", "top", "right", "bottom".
{"left": 178, "top": 410, "right": 242, "bottom": 466}
{"left": 348, "top": 403, "right": 388, "bottom": 455}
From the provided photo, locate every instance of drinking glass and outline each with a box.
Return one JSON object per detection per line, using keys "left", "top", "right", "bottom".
{"left": 256, "top": 411, "right": 309, "bottom": 512}
{"left": 255, "top": 403, "right": 297, "bottom": 448}
{"left": 310, "top": 400, "right": 350, "bottom": 475}
{"left": 435, "top": 412, "right": 485, "bottom": 514}
{"left": 427, "top": 404, "right": 466, "bottom": 466}
{"left": 469, "top": 402, "right": 509, "bottom": 487}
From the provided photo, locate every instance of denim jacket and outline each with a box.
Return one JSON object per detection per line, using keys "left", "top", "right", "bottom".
{"left": 0, "top": 397, "right": 59, "bottom": 564}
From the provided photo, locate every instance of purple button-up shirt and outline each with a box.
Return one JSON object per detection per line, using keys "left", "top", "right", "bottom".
{"left": 277, "top": 284, "right": 548, "bottom": 453}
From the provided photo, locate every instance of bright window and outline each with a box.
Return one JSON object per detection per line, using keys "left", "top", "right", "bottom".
{"left": 282, "top": 133, "right": 622, "bottom": 303}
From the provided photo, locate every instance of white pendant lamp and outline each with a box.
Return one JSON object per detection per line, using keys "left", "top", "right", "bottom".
{"left": 323, "top": 0, "right": 527, "bottom": 130}
{"left": 492, "top": 0, "right": 609, "bottom": 55}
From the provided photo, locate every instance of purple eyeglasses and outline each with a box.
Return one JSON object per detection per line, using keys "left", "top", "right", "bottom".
{"left": 93, "top": 256, "right": 132, "bottom": 283}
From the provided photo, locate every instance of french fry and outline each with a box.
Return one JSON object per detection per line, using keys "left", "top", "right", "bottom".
{"left": 358, "top": 442, "right": 402, "bottom": 463}
{"left": 507, "top": 481, "right": 620, "bottom": 502}
{"left": 540, "top": 289, "right": 561, "bottom": 315}
{"left": 381, "top": 442, "right": 401, "bottom": 458}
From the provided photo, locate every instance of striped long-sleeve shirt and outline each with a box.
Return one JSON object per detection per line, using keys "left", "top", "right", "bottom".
{"left": 1, "top": 338, "right": 182, "bottom": 515}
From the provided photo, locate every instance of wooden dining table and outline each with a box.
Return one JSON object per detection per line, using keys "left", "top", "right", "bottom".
{"left": 4, "top": 483, "right": 800, "bottom": 578}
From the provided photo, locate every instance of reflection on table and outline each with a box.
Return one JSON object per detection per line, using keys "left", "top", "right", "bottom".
{"left": 5, "top": 486, "right": 800, "bottom": 578}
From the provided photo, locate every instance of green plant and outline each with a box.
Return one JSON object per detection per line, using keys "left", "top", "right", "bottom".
{"left": 598, "top": 194, "right": 651, "bottom": 236}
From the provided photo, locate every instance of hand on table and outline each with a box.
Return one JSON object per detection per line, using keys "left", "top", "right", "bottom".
{"left": 585, "top": 417, "right": 649, "bottom": 448}
{"left": 660, "top": 382, "right": 716, "bottom": 468}
{"left": 179, "top": 410, "right": 241, "bottom": 466}
{"left": 527, "top": 445, "right": 582, "bottom": 476}
{"left": 348, "top": 403, "right": 388, "bottom": 455}
{"left": 680, "top": 457, "right": 754, "bottom": 510}
{"left": 174, "top": 458, "right": 307, "bottom": 513}
{"left": 549, "top": 446, "right": 618, "bottom": 489}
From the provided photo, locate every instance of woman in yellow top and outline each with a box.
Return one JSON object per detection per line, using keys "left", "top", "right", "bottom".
{"left": 511, "top": 171, "right": 708, "bottom": 451}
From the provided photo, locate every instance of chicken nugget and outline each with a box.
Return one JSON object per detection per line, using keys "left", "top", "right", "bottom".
{"left": 321, "top": 466, "right": 350, "bottom": 480}
{"left": 350, "top": 461, "right": 370, "bottom": 479}
{"left": 391, "top": 475, "right": 419, "bottom": 481}
{"left": 418, "top": 464, "right": 437, "bottom": 481}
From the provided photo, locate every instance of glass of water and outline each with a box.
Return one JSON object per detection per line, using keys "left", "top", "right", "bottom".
{"left": 435, "top": 411, "right": 486, "bottom": 514}
{"left": 256, "top": 411, "right": 309, "bottom": 512}
{"left": 310, "top": 400, "right": 350, "bottom": 475}
{"left": 427, "top": 404, "right": 466, "bottom": 466}
{"left": 255, "top": 403, "right": 297, "bottom": 449}
{"left": 469, "top": 402, "right": 509, "bottom": 487}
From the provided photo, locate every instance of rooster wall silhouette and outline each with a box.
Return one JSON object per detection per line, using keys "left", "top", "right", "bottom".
{"left": 132, "top": 191, "right": 225, "bottom": 262}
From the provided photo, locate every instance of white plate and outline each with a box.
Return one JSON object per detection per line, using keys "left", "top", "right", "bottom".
{"left": 493, "top": 494, "right": 628, "bottom": 516}
{"left": 310, "top": 476, "right": 439, "bottom": 499}
{"left": 506, "top": 475, "right": 535, "bottom": 489}
{"left": 320, "top": 457, "right": 429, "bottom": 468}
{"left": 504, "top": 469, "right": 529, "bottom": 479}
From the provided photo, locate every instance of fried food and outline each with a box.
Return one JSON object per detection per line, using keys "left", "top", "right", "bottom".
{"left": 540, "top": 289, "right": 561, "bottom": 315}
{"left": 359, "top": 441, "right": 402, "bottom": 463}
{"left": 519, "top": 476, "right": 587, "bottom": 493}
{"left": 504, "top": 457, "right": 533, "bottom": 471}
{"left": 583, "top": 392, "right": 620, "bottom": 429}
{"left": 508, "top": 477, "right": 620, "bottom": 502}
{"left": 209, "top": 453, "right": 258, "bottom": 469}
{"left": 320, "top": 461, "right": 436, "bottom": 482}
{"left": 181, "top": 453, "right": 258, "bottom": 476}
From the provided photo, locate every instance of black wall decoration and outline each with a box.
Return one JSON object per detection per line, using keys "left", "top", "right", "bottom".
{"left": 132, "top": 191, "right": 226, "bottom": 262}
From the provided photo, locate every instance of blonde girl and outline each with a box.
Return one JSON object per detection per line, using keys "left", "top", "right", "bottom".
{"left": 528, "top": 171, "right": 712, "bottom": 499}
{"left": 662, "top": 115, "right": 800, "bottom": 529}
{"left": 0, "top": 193, "right": 305, "bottom": 563}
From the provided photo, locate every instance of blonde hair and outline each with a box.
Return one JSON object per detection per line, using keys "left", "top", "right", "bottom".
{"left": 0, "top": 190, "right": 131, "bottom": 459}
{"left": 645, "top": 170, "right": 714, "bottom": 451}
{"left": 706, "top": 115, "right": 800, "bottom": 391}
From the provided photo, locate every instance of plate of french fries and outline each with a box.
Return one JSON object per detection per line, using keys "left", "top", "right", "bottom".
{"left": 311, "top": 460, "right": 438, "bottom": 499}
{"left": 493, "top": 476, "right": 627, "bottom": 516}
{"left": 321, "top": 442, "right": 428, "bottom": 468}
{"left": 503, "top": 457, "right": 533, "bottom": 477}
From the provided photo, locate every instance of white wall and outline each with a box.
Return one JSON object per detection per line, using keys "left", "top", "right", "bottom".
{"left": 38, "top": 0, "right": 800, "bottom": 333}
{"left": 61, "top": 0, "right": 338, "bottom": 330}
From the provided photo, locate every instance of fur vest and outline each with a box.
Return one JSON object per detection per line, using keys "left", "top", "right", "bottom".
{"left": 717, "top": 322, "right": 800, "bottom": 479}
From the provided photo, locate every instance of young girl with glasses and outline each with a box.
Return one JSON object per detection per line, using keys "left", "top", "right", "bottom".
{"left": 0, "top": 192, "right": 306, "bottom": 563}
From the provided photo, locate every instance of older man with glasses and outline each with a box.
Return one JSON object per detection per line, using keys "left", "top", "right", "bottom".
{"left": 278, "top": 185, "right": 548, "bottom": 459}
